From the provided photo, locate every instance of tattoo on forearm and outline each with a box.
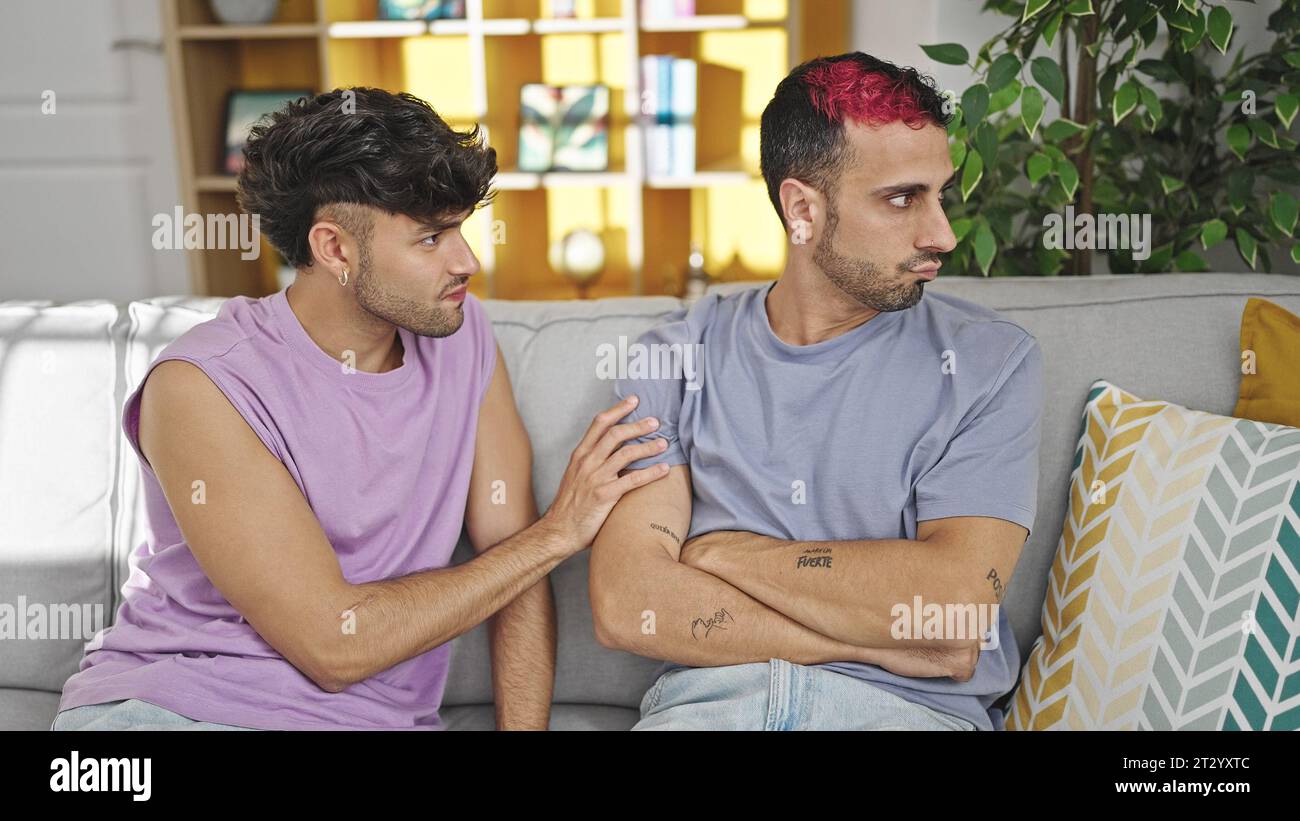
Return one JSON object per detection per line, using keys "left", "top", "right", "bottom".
{"left": 650, "top": 522, "right": 681, "bottom": 545}
{"left": 690, "top": 608, "right": 734, "bottom": 640}
{"left": 987, "top": 568, "right": 1005, "bottom": 602}
{"left": 796, "top": 545, "right": 832, "bottom": 569}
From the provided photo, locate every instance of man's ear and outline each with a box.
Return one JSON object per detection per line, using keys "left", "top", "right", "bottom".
{"left": 306, "top": 218, "right": 353, "bottom": 274}
{"left": 779, "top": 178, "right": 822, "bottom": 244}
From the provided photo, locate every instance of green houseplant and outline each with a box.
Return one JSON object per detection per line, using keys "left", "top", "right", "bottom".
{"left": 922, "top": 0, "right": 1300, "bottom": 275}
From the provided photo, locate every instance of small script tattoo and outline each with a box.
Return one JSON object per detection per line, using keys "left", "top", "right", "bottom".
{"left": 650, "top": 522, "right": 681, "bottom": 545}
{"left": 796, "top": 545, "right": 832, "bottom": 569}
{"left": 987, "top": 568, "right": 1005, "bottom": 602}
{"left": 690, "top": 608, "right": 734, "bottom": 640}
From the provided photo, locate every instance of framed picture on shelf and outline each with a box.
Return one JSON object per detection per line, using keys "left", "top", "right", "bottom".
{"left": 378, "top": 0, "right": 465, "bottom": 20}
{"left": 222, "top": 89, "right": 312, "bottom": 176}
{"left": 518, "top": 84, "right": 610, "bottom": 173}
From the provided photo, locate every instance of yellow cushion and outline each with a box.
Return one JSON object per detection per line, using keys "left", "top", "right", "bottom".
{"left": 1234, "top": 298, "right": 1300, "bottom": 428}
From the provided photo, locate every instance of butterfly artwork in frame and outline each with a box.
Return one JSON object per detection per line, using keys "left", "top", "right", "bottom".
{"left": 518, "top": 84, "right": 610, "bottom": 173}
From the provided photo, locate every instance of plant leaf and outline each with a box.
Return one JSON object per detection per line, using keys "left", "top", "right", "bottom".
{"left": 1160, "top": 174, "right": 1184, "bottom": 194}
{"left": 1226, "top": 123, "right": 1251, "bottom": 160}
{"left": 1026, "top": 152, "right": 1052, "bottom": 184}
{"left": 1249, "top": 118, "right": 1279, "bottom": 148}
{"left": 973, "top": 220, "right": 997, "bottom": 275}
{"left": 1271, "top": 192, "right": 1299, "bottom": 237}
{"left": 1201, "top": 219, "right": 1228, "bottom": 249}
{"left": 1138, "top": 85, "right": 1163, "bottom": 130}
{"left": 949, "top": 139, "right": 967, "bottom": 169}
{"left": 1113, "top": 80, "right": 1139, "bottom": 125}
{"left": 1235, "top": 228, "right": 1258, "bottom": 269}
{"left": 951, "top": 217, "right": 974, "bottom": 243}
{"left": 975, "top": 122, "right": 999, "bottom": 168}
{"left": 962, "top": 83, "right": 990, "bottom": 129}
{"left": 1180, "top": 9, "right": 1207, "bottom": 51}
{"left": 1021, "top": 85, "right": 1045, "bottom": 137}
{"left": 1275, "top": 94, "right": 1298, "bottom": 130}
{"left": 1044, "top": 10, "right": 1065, "bottom": 47}
{"left": 1207, "top": 5, "right": 1233, "bottom": 54}
{"left": 988, "top": 79, "right": 1022, "bottom": 114}
{"left": 1043, "top": 118, "right": 1086, "bottom": 142}
{"left": 987, "top": 53, "right": 1022, "bottom": 93}
{"left": 921, "top": 43, "right": 970, "bottom": 66}
{"left": 1031, "top": 57, "right": 1066, "bottom": 106}
{"left": 1023, "top": 0, "right": 1052, "bottom": 23}
{"left": 961, "top": 149, "right": 984, "bottom": 200}
{"left": 1065, "top": 0, "right": 1093, "bottom": 15}
{"left": 1175, "top": 250, "right": 1208, "bottom": 272}
{"left": 1055, "top": 157, "right": 1079, "bottom": 199}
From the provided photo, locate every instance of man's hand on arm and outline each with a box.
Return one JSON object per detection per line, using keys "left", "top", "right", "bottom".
{"left": 139, "top": 361, "right": 668, "bottom": 696}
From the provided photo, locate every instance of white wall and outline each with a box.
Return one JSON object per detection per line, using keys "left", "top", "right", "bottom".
{"left": 0, "top": 0, "right": 190, "bottom": 301}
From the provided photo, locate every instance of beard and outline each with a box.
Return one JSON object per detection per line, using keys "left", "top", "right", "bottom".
{"left": 352, "top": 240, "right": 466, "bottom": 339}
{"left": 812, "top": 203, "right": 927, "bottom": 313}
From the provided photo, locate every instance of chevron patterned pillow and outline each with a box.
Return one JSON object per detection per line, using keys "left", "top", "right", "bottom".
{"left": 1007, "top": 379, "right": 1300, "bottom": 731}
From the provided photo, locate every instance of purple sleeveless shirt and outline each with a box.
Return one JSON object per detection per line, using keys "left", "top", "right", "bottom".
{"left": 57, "top": 286, "right": 497, "bottom": 730}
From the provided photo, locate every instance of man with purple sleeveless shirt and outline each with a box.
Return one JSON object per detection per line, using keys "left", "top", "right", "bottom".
{"left": 53, "top": 88, "right": 670, "bottom": 731}
{"left": 590, "top": 53, "right": 1044, "bottom": 730}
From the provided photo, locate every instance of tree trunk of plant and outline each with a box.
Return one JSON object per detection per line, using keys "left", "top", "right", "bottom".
{"left": 1069, "top": 14, "right": 1100, "bottom": 275}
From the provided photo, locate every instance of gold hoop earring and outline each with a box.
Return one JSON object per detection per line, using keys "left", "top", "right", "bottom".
{"left": 337, "top": 267, "right": 349, "bottom": 287}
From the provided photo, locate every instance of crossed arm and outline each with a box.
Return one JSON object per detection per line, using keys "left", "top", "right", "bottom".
{"left": 678, "top": 515, "right": 1025, "bottom": 649}
{"left": 589, "top": 465, "right": 1027, "bottom": 679}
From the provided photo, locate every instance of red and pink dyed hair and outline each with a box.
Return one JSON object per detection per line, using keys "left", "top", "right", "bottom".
{"left": 803, "top": 60, "right": 938, "bottom": 129}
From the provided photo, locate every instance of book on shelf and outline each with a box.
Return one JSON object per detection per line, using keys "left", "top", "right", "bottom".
{"left": 548, "top": 0, "right": 577, "bottom": 18}
{"left": 378, "top": 0, "right": 465, "bottom": 20}
{"left": 640, "top": 0, "right": 696, "bottom": 21}
{"left": 641, "top": 55, "right": 697, "bottom": 178}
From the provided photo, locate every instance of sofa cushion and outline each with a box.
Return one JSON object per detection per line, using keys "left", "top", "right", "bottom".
{"left": 0, "top": 687, "right": 61, "bottom": 731}
{"left": 1008, "top": 380, "right": 1300, "bottom": 730}
{"left": 0, "top": 300, "right": 120, "bottom": 691}
{"left": 1234, "top": 297, "right": 1300, "bottom": 428}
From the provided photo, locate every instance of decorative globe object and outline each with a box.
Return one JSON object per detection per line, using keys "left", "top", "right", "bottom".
{"left": 550, "top": 228, "right": 606, "bottom": 299}
{"left": 210, "top": 0, "right": 281, "bottom": 25}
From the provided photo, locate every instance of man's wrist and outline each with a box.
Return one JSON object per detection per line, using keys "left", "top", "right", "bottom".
{"left": 531, "top": 513, "right": 577, "bottom": 561}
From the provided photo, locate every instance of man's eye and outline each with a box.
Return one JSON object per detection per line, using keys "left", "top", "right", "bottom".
{"left": 421, "top": 233, "right": 441, "bottom": 246}
{"left": 888, "top": 194, "right": 913, "bottom": 208}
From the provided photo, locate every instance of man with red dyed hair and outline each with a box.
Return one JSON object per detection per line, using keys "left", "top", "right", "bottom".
{"left": 589, "top": 52, "right": 1044, "bottom": 730}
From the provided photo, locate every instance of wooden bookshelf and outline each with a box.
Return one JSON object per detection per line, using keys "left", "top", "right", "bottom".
{"left": 162, "top": 0, "right": 850, "bottom": 298}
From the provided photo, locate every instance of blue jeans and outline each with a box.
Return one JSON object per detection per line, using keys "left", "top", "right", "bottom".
{"left": 51, "top": 699, "right": 257, "bottom": 731}
{"left": 633, "top": 659, "right": 978, "bottom": 731}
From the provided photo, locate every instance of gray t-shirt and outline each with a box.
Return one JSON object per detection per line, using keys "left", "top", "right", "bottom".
{"left": 614, "top": 282, "right": 1043, "bottom": 730}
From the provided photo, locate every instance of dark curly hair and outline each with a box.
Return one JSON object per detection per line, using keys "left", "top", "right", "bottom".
{"left": 236, "top": 87, "right": 497, "bottom": 269}
{"left": 760, "top": 52, "right": 951, "bottom": 228}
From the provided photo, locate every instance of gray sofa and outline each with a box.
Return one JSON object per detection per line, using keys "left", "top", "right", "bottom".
{"left": 2, "top": 273, "right": 1298, "bottom": 731}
